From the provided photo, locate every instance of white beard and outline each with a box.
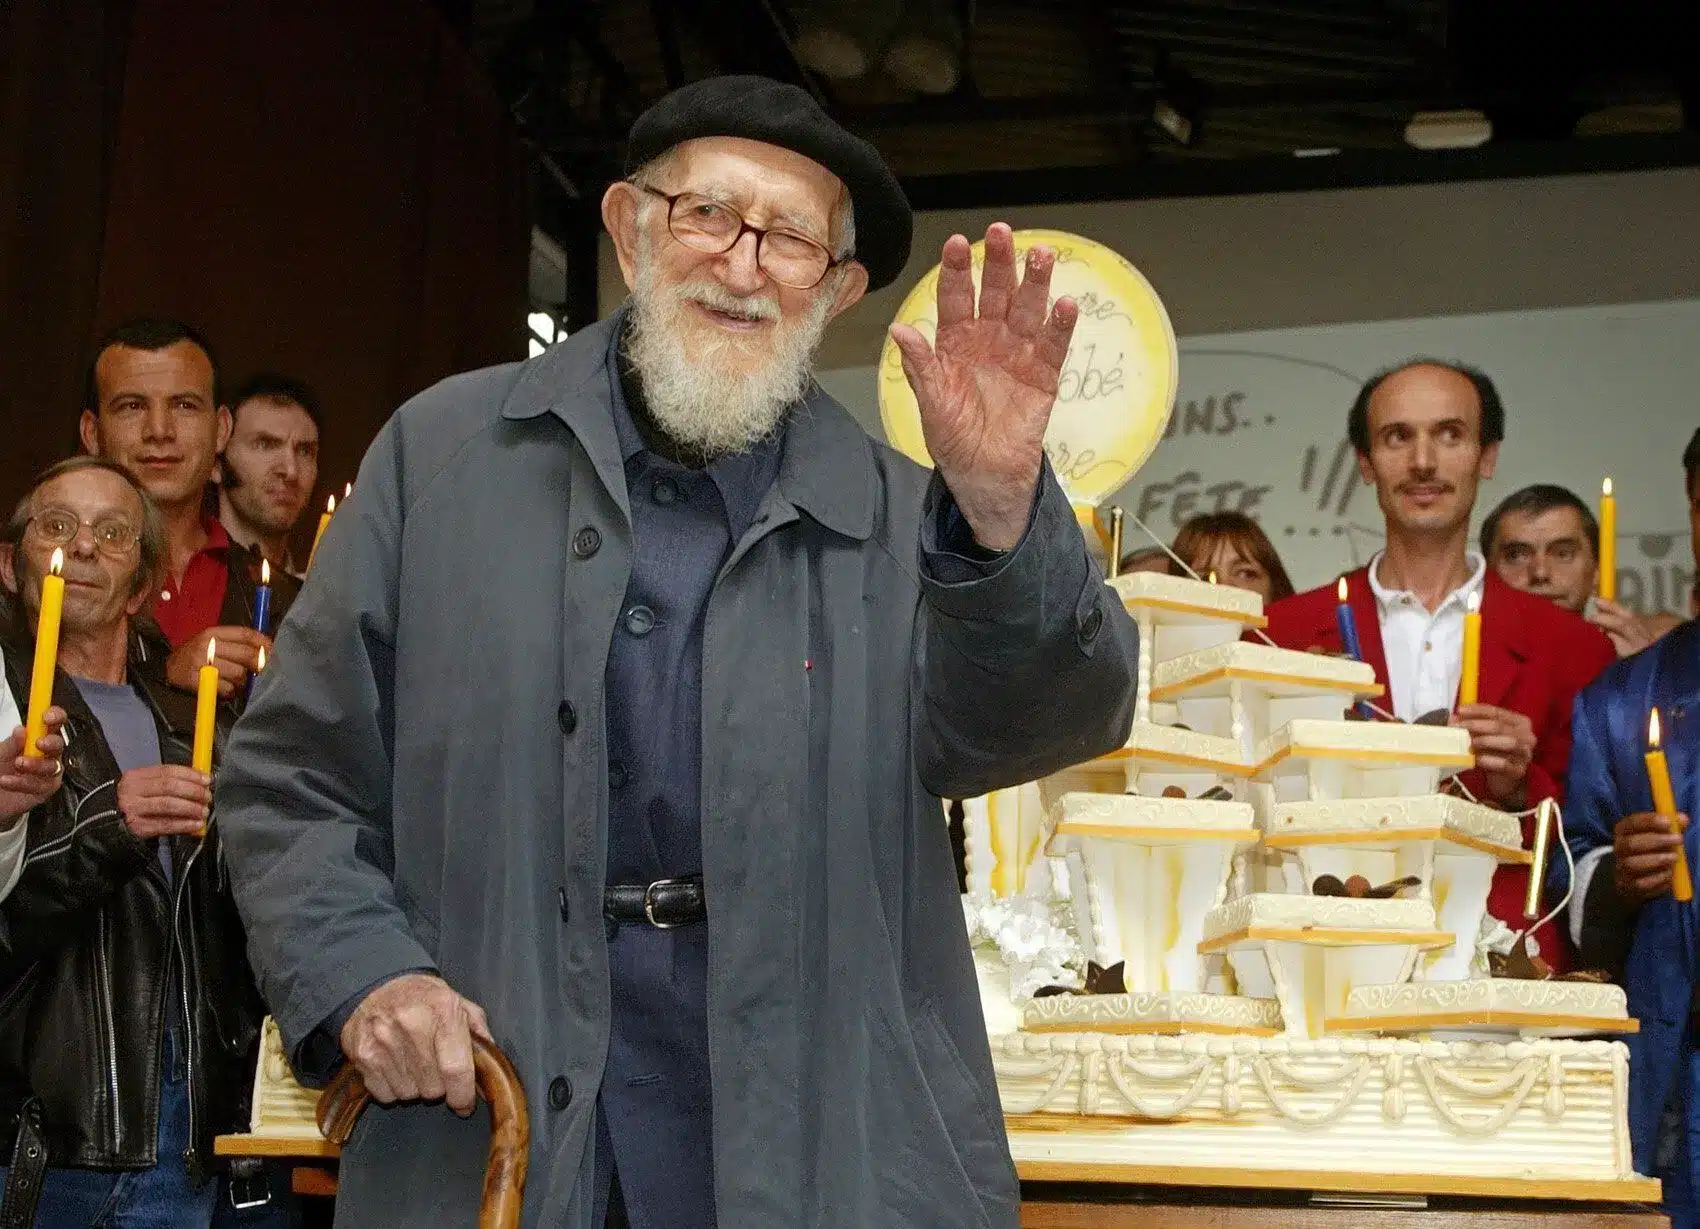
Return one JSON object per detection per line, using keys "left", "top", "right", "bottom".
{"left": 624, "top": 237, "right": 836, "bottom": 461}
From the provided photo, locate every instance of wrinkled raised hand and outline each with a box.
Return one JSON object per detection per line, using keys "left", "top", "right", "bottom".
{"left": 889, "top": 223, "right": 1079, "bottom": 551}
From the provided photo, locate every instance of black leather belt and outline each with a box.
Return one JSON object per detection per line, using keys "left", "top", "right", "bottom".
{"left": 603, "top": 876, "right": 706, "bottom": 929}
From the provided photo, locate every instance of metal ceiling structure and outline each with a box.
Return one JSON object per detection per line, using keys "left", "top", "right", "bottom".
{"left": 428, "top": 0, "right": 1699, "bottom": 325}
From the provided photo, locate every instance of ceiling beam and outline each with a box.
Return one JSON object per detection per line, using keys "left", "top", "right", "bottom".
{"left": 898, "top": 131, "right": 1700, "bottom": 212}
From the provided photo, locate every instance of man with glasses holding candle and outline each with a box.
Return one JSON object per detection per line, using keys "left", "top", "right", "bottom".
{"left": 219, "top": 75, "right": 1137, "bottom": 1228}
{"left": 1263, "top": 359, "right": 1615, "bottom": 967}
{"left": 1562, "top": 426, "right": 1700, "bottom": 1227}
{"left": 0, "top": 456, "right": 267, "bottom": 1226}
{"left": 80, "top": 319, "right": 285, "bottom": 700}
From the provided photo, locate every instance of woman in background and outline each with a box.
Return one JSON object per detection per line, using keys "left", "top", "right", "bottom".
{"left": 1171, "top": 512, "right": 1295, "bottom": 605}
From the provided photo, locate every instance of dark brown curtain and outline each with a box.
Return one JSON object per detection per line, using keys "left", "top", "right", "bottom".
{"left": 0, "top": 0, "right": 134, "bottom": 489}
{"left": 1, "top": 0, "right": 530, "bottom": 554}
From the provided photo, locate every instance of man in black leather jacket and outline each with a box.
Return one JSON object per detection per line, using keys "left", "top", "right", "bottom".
{"left": 0, "top": 457, "right": 265, "bottom": 1227}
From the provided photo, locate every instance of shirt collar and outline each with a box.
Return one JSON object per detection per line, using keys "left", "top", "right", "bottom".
{"left": 200, "top": 516, "right": 231, "bottom": 554}
{"left": 1366, "top": 549, "right": 1485, "bottom": 614}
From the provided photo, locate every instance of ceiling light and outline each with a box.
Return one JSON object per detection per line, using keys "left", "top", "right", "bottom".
{"left": 883, "top": 34, "right": 959, "bottom": 95}
{"left": 1153, "top": 99, "right": 1195, "bottom": 146}
{"left": 795, "top": 27, "right": 869, "bottom": 79}
{"left": 1404, "top": 110, "right": 1492, "bottom": 150}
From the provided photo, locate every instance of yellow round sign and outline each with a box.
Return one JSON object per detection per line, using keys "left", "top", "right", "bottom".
{"left": 877, "top": 229, "right": 1178, "bottom": 508}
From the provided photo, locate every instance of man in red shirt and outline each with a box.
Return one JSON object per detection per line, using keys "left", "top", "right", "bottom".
{"left": 78, "top": 319, "right": 289, "bottom": 698}
{"left": 1264, "top": 360, "right": 1615, "bottom": 966}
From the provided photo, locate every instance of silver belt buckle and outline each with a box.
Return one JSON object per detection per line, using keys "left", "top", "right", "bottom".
{"left": 643, "top": 876, "right": 695, "bottom": 929}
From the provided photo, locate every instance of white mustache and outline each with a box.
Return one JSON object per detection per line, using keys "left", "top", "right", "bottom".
{"left": 678, "top": 283, "right": 780, "bottom": 322}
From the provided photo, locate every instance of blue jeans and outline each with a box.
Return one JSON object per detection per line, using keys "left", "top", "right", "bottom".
{"left": 1, "top": 1031, "right": 217, "bottom": 1228}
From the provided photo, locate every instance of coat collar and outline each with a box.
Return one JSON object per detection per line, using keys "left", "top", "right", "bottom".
{"left": 499, "top": 307, "right": 876, "bottom": 541}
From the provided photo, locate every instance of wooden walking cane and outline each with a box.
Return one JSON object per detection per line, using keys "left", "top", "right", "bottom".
{"left": 317, "top": 1036, "right": 529, "bottom": 1229}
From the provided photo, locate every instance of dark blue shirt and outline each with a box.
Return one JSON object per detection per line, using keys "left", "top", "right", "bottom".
{"left": 593, "top": 336, "right": 786, "bottom": 1227}
{"left": 593, "top": 322, "right": 1020, "bottom": 1227}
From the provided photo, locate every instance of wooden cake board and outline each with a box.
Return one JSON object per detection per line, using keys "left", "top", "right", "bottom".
{"left": 1018, "top": 1165, "right": 1666, "bottom": 1228}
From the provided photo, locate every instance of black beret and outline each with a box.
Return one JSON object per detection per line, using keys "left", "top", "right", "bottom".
{"left": 625, "top": 75, "right": 912, "bottom": 293}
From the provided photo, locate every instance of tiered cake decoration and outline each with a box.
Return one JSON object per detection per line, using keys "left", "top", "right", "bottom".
{"left": 964, "top": 568, "right": 1654, "bottom": 1200}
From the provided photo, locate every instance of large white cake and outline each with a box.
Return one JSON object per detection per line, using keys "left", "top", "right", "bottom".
{"left": 962, "top": 571, "right": 1656, "bottom": 1202}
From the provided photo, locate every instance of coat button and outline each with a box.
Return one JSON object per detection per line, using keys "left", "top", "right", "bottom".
{"left": 558, "top": 886, "right": 569, "bottom": 924}
{"left": 652, "top": 478, "right": 680, "bottom": 506}
{"left": 548, "top": 1076, "right": 572, "bottom": 1111}
{"left": 609, "top": 760, "right": 629, "bottom": 790}
{"left": 1080, "top": 607, "right": 1104, "bottom": 643}
{"left": 572, "top": 527, "right": 601, "bottom": 559}
{"left": 557, "top": 701, "right": 578, "bottom": 735}
{"left": 624, "top": 605, "right": 656, "bottom": 637}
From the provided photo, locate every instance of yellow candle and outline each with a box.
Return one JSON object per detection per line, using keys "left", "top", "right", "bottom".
{"left": 1458, "top": 589, "right": 1482, "bottom": 706}
{"left": 1646, "top": 708, "right": 1691, "bottom": 902}
{"left": 23, "top": 549, "right": 65, "bottom": 757}
{"left": 1598, "top": 477, "right": 1616, "bottom": 601}
{"left": 191, "top": 637, "right": 219, "bottom": 775}
{"left": 308, "top": 493, "right": 336, "bottom": 571}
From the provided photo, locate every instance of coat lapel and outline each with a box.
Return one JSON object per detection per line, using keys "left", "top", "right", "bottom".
{"left": 1473, "top": 574, "right": 1528, "bottom": 710}
{"left": 1347, "top": 568, "right": 1390, "bottom": 692}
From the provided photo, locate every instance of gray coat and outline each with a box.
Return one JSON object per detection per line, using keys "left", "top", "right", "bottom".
{"left": 216, "top": 314, "right": 1139, "bottom": 1228}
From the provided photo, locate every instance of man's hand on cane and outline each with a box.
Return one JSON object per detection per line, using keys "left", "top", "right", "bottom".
{"left": 888, "top": 223, "right": 1080, "bottom": 551}
{"left": 342, "top": 972, "right": 494, "bottom": 1117}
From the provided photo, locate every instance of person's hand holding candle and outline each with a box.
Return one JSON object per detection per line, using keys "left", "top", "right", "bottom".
{"left": 0, "top": 708, "right": 68, "bottom": 825}
{"left": 1450, "top": 704, "right": 1536, "bottom": 808}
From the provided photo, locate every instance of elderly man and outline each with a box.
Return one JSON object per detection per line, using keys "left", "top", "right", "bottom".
{"left": 219, "top": 75, "right": 1137, "bottom": 1228}
{"left": 0, "top": 457, "right": 265, "bottom": 1226}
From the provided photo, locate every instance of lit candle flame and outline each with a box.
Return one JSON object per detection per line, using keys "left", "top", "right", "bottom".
{"left": 1337, "top": 576, "right": 1348, "bottom": 602}
{"left": 260, "top": 558, "right": 270, "bottom": 585}
{"left": 1650, "top": 707, "right": 1663, "bottom": 750}
{"left": 256, "top": 645, "right": 267, "bottom": 672}
{"left": 344, "top": 482, "right": 352, "bottom": 499}
{"left": 1466, "top": 589, "right": 1481, "bottom": 613}
{"left": 326, "top": 494, "right": 337, "bottom": 515}
{"left": 1208, "top": 570, "right": 1218, "bottom": 584}
{"left": 49, "top": 548, "right": 64, "bottom": 576}
{"left": 1602, "top": 476, "right": 1614, "bottom": 498}
{"left": 207, "top": 637, "right": 217, "bottom": 665}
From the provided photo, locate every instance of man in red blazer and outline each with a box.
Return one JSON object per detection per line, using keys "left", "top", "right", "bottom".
{"left": 1264, "top": 360, "right": 1615, "bottom": 967}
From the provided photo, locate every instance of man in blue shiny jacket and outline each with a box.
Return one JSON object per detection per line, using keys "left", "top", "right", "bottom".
{"left": 1561, "top": 426, "right": 1700, "bottom": 1227}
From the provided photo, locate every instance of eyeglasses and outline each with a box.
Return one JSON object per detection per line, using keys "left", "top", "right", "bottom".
{"left": 28, "top": 506, "right": 142, "bottom": 557}
{"left": 635, "top": 184, "right": 844, "bottom": 290}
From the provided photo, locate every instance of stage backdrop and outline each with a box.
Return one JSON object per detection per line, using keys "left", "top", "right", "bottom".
{"left": 819, "top": 297, "right": 1700, "bottom": 615}
{"left": 0, "top": 0, "right": 530, "bottom": 556}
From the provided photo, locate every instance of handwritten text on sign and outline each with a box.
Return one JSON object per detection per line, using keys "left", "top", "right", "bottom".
{"left": 877, "top": 230, "right": 1178, "bottom": 507}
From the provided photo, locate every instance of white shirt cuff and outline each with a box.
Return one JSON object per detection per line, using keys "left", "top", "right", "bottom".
{"left": 0, "top": 815, "right": 28, "bottom": 903}
{"left": 1568, "top": 845, "right": 1612, "bottom": 949}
